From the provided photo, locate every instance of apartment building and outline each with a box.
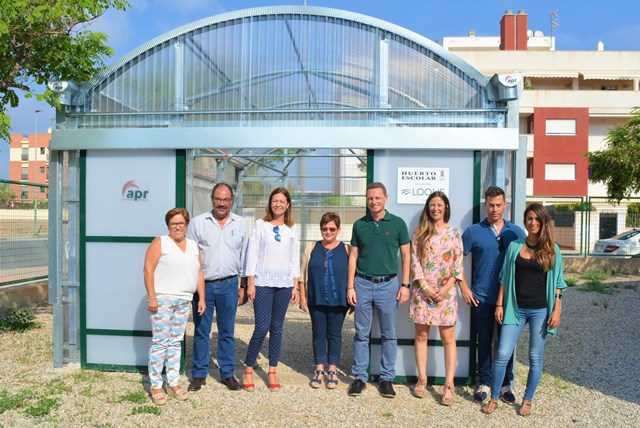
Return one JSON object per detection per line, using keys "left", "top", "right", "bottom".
{"left": 442, "top": 10, "right": 640, "bottom": 199}
{"left": 8, "top": 131, "right": 51, "bottom": 200}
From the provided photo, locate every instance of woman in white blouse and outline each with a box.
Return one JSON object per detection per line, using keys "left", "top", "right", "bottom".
{"left": 243, "top": 187, "right": 300, "bottom": 392}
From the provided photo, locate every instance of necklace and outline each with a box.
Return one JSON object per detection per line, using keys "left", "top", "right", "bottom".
{"left": 525, "top": 240, "right": 538, "bottom": 250}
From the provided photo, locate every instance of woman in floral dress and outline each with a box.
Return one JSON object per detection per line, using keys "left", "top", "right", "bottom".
{"left": 410, "top": 191, "right": 463, "bottom": 405}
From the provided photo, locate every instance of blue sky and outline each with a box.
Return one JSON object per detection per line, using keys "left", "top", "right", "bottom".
{"left": 3, "top": 0, "right": 640, "bottom": 179}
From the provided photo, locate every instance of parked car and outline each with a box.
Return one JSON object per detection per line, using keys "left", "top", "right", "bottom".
{"left": 592, "top": 229, "right": 640, "bottom": 257}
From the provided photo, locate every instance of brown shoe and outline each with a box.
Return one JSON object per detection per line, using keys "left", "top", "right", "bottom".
{"left": 188, "top": 377, "right": 206, "bottom": 391}
{"left": 221, "top": 376, "right": 242, "bottom": 391}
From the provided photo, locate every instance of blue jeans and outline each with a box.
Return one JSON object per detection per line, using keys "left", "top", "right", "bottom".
{"left": 491, "top": 307, "right": 548, "bottom": 401}
{"left": 352, "top": 276, "right": 399, "bottom": 382}
{"left": 472, "top": 301, "right": 514, "bottom": 387}
{"left": 192, "top": 277, "right": 239, "bottom": 379}
{"left": 245, "top": 286, "right": 292, "bottom": 367}
{"left": 309, "top": 305, "right": 348, "bottom": 366}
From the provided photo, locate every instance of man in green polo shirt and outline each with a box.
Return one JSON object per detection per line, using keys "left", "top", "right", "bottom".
{"left": 346, "top": 182, "right": 411, "bottom": 398}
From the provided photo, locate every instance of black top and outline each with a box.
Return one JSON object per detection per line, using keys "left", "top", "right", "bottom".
{"left": 514, "top": 253, "right": 547, "bottom": 309}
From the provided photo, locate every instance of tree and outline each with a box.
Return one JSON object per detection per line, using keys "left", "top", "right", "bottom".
{"left": 0, "top": 183, "right": 15, "bottom": 207}
{"left": 0, "top": 0, "right": 130, "bottom": 142}
{"left": 587, "top": 107, "right": 640, "bottom": 203}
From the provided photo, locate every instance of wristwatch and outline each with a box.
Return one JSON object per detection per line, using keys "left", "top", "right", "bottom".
{"left": 401, "top": 283, "right": 410, "bottom": 289}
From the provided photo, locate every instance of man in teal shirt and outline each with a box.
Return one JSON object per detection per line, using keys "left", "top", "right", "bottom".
{"left": 346, "top": 182, "right": 411, "bottom": 398}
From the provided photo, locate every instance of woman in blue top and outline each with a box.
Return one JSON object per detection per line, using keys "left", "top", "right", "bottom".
{"left": 299, "top": 212, "right": 350, "bottom": 389}
{"left": 482, "top": 203, "right": 566, "bottom": 416}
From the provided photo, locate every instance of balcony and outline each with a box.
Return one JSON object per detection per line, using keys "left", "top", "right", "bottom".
{"left": 519, "top": 90, "right": 640, "bottom": 116}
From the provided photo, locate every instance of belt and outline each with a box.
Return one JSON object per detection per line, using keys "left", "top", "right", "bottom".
{"left": 356, "top": 273, "right": 396, "bottom": 284}
{"left": 206, "top": 275, "right": 237, "bottom": 283}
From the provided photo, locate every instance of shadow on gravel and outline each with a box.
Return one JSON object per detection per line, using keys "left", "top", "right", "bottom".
{"left": 514, "top": 281, "right": 640, "bottom": 405}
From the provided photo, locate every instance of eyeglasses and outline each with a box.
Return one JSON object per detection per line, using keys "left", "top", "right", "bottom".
{"left": 212, "top": 198, "right": 232, "bottom": 204}
{"left": 321, "top": 227, "right": 337, "bottom": 232}
{"left": 169, "top": 222, "right": 187, "bottom": 228}
{"left": 273, "top": 226, "right": 281, "bottom": 242}
{"left": 496, "top": 236, "right": 504, "bottom": 251}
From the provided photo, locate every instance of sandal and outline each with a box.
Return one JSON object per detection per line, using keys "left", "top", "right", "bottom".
{"left": 518, "top": 400, "right": 533, "bottom": 416}
{"left": 412, "top": 377, "right": 427, "bottom": 399}
{"left": 441, "top": 382, "right": 455, "bottom": 406}
{"left": 310, "top": 369, "right": 325, "bottom": 389}
{"left": 326, "top": 371, "right": 339, "bottom": 390}
{"left": 482, "top": 398, "right": 499, "bottom": 414}
{"left": 167, "top": 385, "right": 188, "bottom": 401}
{"left": 243, "top": 368, "right": 255, "bottom": 392}
{"left": 150, "top": 388, "right": 167, "bottom": 406}
{"left": 268, "top": 369, "right": 281, "bottom": 392}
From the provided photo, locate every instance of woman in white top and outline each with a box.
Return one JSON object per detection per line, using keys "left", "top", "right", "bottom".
{"left": 243, "top": 187, "right": 300, "bottom": 392}
{"left": 143, "top": 208, "right": 205, "bottom": 405}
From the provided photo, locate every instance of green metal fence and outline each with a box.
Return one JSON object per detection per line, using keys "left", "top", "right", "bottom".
{"left": 0, "top": 179, "right": 49, "bottom": 286}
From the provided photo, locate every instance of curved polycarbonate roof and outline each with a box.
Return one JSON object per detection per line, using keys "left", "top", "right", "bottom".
{"left": 79, "top": 6, "right": 500, "bottom": 128}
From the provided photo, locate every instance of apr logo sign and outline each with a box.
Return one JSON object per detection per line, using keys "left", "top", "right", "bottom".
{"left": 122, "top": 181, "right": 149, "bottom": 201}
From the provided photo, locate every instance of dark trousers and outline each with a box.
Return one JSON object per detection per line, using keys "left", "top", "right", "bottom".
{"left": 472, "top": 300, "right": 514, "bottom": 387}
{"left": 309, "top": 305, "right": 348, "bottom": 366}
{"left": 245, "top": 286, "right": 292, "bottom": 367}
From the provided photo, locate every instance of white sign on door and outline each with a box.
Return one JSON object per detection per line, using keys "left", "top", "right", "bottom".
{"left": 397, "top": 167, "right": 449, "bottom": 204}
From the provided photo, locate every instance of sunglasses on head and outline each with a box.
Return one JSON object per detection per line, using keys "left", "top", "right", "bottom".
{"left": 273, "top": 226, "right": 281, "bottom": 242}
{"left": 496, "top": 235, "right": 504, "bottom": 251}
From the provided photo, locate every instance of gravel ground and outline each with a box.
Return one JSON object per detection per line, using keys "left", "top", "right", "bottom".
{"left": 0, "top": 276, "right": 639, "bottom": 427}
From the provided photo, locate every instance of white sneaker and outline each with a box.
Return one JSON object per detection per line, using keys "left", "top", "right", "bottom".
{"left": 474, "top": 384, "right": 490, "bottom": 402}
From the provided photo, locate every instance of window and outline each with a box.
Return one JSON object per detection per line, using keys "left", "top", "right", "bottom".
{"left": 40, "top": 147, "right": 45, "bottom": 155}
{"left": 21, "top": 147, "right": 28, "bottom": 161}
{"left": 526, "top": 158, "right": 534, "bottom": 178}
{"left": 40, "top": 167, "right": 45, "bottom": 174}
{"left": 545, "top": 163, "right": 575, "bottom": 181}
{"left": 21, "top": 186, "right": 29, "bottom": 200}
{"left": 546, "top": 119, "right": 576, "bottom": 135}
{"left": 601, "top": 85, "right": 617, "bottom": 91}
{"left": 21, "top": 166, "right": 29, "bottom": 180}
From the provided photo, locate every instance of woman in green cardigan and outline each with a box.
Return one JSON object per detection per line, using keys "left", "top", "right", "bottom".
{"left": 482, "top": 203, "right": 566, "bottom": 416}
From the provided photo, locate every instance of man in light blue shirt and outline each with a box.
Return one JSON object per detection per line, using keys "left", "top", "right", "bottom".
{"left": 187, "top": 182, "right": 248, "bottom": 391}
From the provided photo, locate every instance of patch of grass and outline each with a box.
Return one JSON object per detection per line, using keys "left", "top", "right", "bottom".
{"left": 592, "top": 301, "right": 599, "bottom": 306}
{"left": 72, "top": 370, "right": 107, "bottom": 383}
{"left": 580, "top": 269, "right": 610, "bottom": 282}
{"left": 117, "top": 390, "right": 147, "bottom": 404}
{"left": 0, "top": 305, "right": 42, "bottom": 332}
{"left": 79, "top": 386, "right": 94, "bottom": 397}
{"left": 579, "top": 281, "right": 613, "bottom": 295}
{"left": 131, "top": 406, "right": 161, "bottom": 416}
{"left": 564, "top": 277, "right": 579, "bottom": 287}
{"left": 382, "top": 411, "right": 393, "bottom": 417}
{"left": 602, "top": 299, "right": 609, "bottom": 309}
{"left": 23, "top": 397, "right": 61, "bottom": 417}
{"left": 0, "top": 389, "right": 33, "bottom": 414}
{"left": 45, "top": 378, "right": 71, "bottom": 395}
{"left": 622, "top": 284, "right": 637, "bottom": 290}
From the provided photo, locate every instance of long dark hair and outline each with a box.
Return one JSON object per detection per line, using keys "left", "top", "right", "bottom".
{"left": 524, "top": 203, "right": 556, "bottom": 271}
{"left": 263, "top": 187, "right": 294, "bottom": 227}
{"left": 413, "top": 191, "right": 451, "bottom": 259}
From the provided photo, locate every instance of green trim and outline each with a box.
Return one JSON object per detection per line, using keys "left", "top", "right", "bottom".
{"left": 86, "top": 329, "right": 152, "bottom": 337}
{"left": 472, "top": 150, "right": 482, "bottom": 223}
{"left": 82, "top": 363, "right": 148, "bottom": 373}
{"left": 85, "top": 236, "right": 154, "bottom": 243}
{"left": 0, "top": 178, "right": 49, "bottom": 188}
{"left": 80, "top": 150, "right": 87, "bottom": 368}
{"left": 371, "top": 375, "right": 472, "bottom": 386}
{"left": 371, "top": 338, "right": 471, "bottom": 347}
{"left": 0, "top": 275, "right": 47, "bottom": 287}
{"left": 175, "top": 149, "right": 186, "bottom": 207}
{"left": 366, "top": 149, "right": 374, "bottom": 185}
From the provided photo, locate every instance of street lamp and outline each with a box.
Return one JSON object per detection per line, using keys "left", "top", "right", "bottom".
{"left": 34, "top": 109, "right": 43, "bottom": 184}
